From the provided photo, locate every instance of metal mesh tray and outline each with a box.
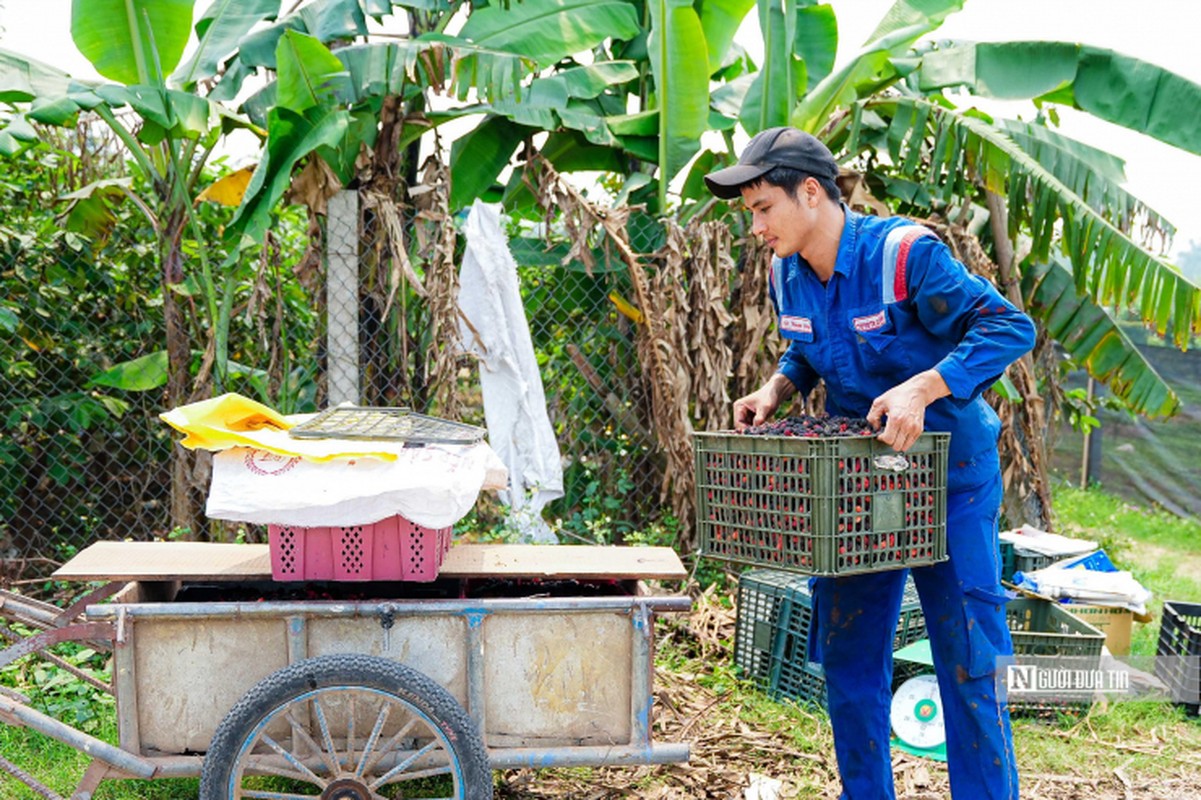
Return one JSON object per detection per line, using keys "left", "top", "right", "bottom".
{"left": 288, "top": 406, "right": 486, "bottom": 445}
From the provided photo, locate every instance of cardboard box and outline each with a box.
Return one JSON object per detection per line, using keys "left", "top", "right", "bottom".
{"left": 1066, "top": 603, "right": 1134, "bottom": 655}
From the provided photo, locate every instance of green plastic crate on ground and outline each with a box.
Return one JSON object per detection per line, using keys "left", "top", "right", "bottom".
{"left": 999, "top": 541, "right": 1055, "bottom": 583}
{"left": 1155, "top": 600, "right": 1201, "bottom": 715}
{"left": 1006, "top": 597, "right": 1105, "bottom": 658}
{"left": 1005, "top": 597, "right": 1105, "bottom": 715}
{"left": 695, "top": 431, "right": 949, "bottom": 576}
{"left": 734, "top": 568, "right": 927, "bottom": 706}
{"left": 773, "top": 659, "right": 829, "bottom": 708}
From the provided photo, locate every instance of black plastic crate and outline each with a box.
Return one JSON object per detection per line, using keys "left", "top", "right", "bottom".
{"left": 734, "top": 568, "right": 926, "bottom": 706}
{"left": 1155, "top": 600, "right": 1201, "bottom": 714}
{"left": 696, "top": 431, "right": 949, "bottom": 576}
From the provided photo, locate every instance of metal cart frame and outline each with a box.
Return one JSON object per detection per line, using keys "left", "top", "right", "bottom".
{"left": 0, "top": 565, "right": 690, "bottom": 799}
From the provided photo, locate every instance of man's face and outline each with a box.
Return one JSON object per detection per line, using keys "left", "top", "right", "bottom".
{"left": 740, "top": 181, "right": 813, "bottom": 258}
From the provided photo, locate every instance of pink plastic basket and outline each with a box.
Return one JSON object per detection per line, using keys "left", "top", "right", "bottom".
{"left": 268, "top": 515, "right": 452, "bottom": 582}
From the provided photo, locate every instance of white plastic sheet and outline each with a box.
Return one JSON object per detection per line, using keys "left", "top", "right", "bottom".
{"left": 457, "top": 200, "right": 564, "bottom": 542}
{"left": 1017, "top": 564, "right": 1152, "bottom": 615}
{"left": 206, "top": 443, "right": 508, "bottom": 529}
{"left": 999, "top": 524, "right": 1096, "bottom": 557}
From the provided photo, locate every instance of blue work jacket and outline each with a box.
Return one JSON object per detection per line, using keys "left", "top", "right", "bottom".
{"left": 770, "top": 207, "right": 1036, "bottom": 493}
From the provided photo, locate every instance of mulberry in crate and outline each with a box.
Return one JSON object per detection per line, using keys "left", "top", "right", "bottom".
{"left": 694, "top": 427, "right": 950, "bottom": 576}
{"left": 742, "top": 415, "right": 876, "bottom": 437}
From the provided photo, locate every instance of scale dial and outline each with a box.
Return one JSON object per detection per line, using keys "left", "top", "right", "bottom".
{"left": 890, "top": 674, "right": 946, "bottom": 750}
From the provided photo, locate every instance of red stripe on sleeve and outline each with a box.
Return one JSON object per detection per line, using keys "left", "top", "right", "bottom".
{"left": 893, "top": 230, "right": 926, "bottom": 302}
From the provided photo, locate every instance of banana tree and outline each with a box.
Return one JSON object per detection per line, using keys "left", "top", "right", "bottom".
{"left": 841, "top": 42, "right": 1201, "bottom": 416}
{"left": 272, "top": 0, "right": 1201, "bottom": 524}
{"left": 691, "top": 0, "right": 1201, "bottom": 420}
{"left": 0, "top": 0, "right": 266, "bottom": 533}
{"left": 687, "top": 0, "right": 1201, "bottom": 525}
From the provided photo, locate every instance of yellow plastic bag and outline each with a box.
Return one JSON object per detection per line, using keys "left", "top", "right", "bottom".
{"left": 160, "top": 394, "right": 402, "bottom": 461}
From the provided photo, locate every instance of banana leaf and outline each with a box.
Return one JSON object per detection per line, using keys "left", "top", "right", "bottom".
{"left": 864, "top": 0, "right": 964, "bottom": 46}
{"left": 792, "top": 0, "right": 966, "bottom": 133}
{"left": 648, "top": 0, "right": 709, "bottom": 199}
{"left": 739, "top": 0, "right": 799, "bottom": 134}
{"left": 1023, "top": 257, "right": 1179, "bottom": 417}
{"left": 459, "top": 0, "right": 640, "bottom": 69}
{"left": 227, "top": 104, "right": 351, "bottom": 247}
{"left": 275, "top": 30, "right": 351, "bottom": 112}
{"left": 877, "top": 97, "right": 1201, "bottom": 350}
{"left": 450, "top": 115, "right": 530, "bottom": 210}
{"left": 698, "top": 0, "right": 755, "bottom": 75}
{"left": 172, "top": 0, "right": 278, "bottom": 88}
{"left": 795, "top": 2, "right": 837, "bottom": 91}
{"left": 996, "top": 119, "right": 1173, "bottom": 242}
{"left": 918, "top": 42, "right": 1201, "bottom": 157}
{"left": 71, "top": 0, "right": 193, "bottom": 85}
{"left": 237, "top": 0, "right": 368, "bottom": 69}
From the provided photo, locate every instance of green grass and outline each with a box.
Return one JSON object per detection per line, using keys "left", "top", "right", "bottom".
{"left": 1052, "top": 480, "right": 1201, "bottom": 655}
{"left": 0, "top": 722, "right": 200, "bottom": 799}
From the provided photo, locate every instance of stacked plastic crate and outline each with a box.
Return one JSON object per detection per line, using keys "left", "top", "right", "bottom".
{"left": 734, "top": 569, "right": 927, "bottom": 706}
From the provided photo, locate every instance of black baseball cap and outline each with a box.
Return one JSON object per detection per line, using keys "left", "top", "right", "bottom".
{"left": 704, "top": 127, "right": 839, "bottom": 199}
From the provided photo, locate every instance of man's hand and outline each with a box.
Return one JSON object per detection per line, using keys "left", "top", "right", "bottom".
{"left": 733, "top": 373, "right": 797, "bottom": 431}
{"left": 867, "top": 370, "right": 950, "bottom": 452}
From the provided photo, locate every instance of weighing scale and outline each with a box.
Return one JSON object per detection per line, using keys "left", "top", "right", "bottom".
{"left": 890, "top": 639, "right": 947, "bottom": 761}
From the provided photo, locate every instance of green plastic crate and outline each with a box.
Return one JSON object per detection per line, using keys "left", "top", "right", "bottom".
{"left": 999, "top": 541, "right": 1055, "bottom": 583}
{"left": 773, "top": 659, "right": 828, "bottom": 708}
{"left": 1006, "top": 597, "right": 1105, "bottom": 658}
{"left": 696, "top": 431, "right": 949, "bottom": 576}
{"left": 1005, "top": 597, "right": 1105, "bottom": 715}
{"left": 734, "top": 569, "right": 813, "bottom": 691}
{"left": 734, "top": 568, "right": 927, "bottom": 706}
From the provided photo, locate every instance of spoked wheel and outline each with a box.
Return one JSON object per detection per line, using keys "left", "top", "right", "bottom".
{"left": 199, "top": 654, "right": 492, "bottom": 800}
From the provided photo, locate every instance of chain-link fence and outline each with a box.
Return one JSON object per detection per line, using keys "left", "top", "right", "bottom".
{"left": 0, "top": 139, "right": 324, "bottom": 581}
{"left": 11, "top": 128, "right": 1138, "bottom": 587}
{"left": 1, "top": 138, "right": 752, "bottom": 584}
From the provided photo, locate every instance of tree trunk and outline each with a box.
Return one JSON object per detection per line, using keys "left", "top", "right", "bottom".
{"left": 162, "top": 210, "right": 203, "bottom": 538}
{"left": 986, "top": 191, "right": 1054, "bottom": 529}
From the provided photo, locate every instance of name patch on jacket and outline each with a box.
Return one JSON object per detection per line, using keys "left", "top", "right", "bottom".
{"left": 852, "top": 310, "right": 886, "bottom": 332}
{"left": 780, "top": 315, "right": 813, "bottom": 334}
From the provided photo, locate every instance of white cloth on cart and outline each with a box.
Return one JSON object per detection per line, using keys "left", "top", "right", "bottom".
{"left": 206, "top": 442, "right": 507, "bottom": 529}
{"left": 457, "top": 200, "right": 564, "bottom": 542}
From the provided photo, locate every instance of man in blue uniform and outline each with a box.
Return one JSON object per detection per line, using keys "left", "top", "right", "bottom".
{"left": 705, "top": 127, "right": 1035, "bottom": 799}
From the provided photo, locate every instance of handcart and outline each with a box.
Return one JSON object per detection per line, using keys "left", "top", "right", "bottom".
{"left": 0, "top": 541, "right": 690, "bottom": 799}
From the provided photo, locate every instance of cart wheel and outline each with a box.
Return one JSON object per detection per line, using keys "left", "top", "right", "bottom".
{"left": 199, "top": 653, "right": 492, "bottom": 800}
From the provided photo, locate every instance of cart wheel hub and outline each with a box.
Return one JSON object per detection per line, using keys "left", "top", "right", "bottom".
{"left": 323, "top": 778, "right": 370, "bottom": 800}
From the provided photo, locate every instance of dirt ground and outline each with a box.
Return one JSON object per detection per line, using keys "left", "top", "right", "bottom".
{"left": 494, "top": 589, "right": 1201, "bottom": 799}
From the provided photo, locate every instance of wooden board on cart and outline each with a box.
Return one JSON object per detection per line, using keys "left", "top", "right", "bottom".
{"left": 52, "top": 541, "right": 687, "bottom": 582}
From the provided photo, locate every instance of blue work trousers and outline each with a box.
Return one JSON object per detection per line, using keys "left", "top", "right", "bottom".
{"left": 811, "top": 473, "right": 1019, "bottom": 799}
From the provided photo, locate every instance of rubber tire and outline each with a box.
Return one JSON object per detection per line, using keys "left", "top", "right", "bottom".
{"left": 199, "top": 653, "right": 493, "bottom": 800}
